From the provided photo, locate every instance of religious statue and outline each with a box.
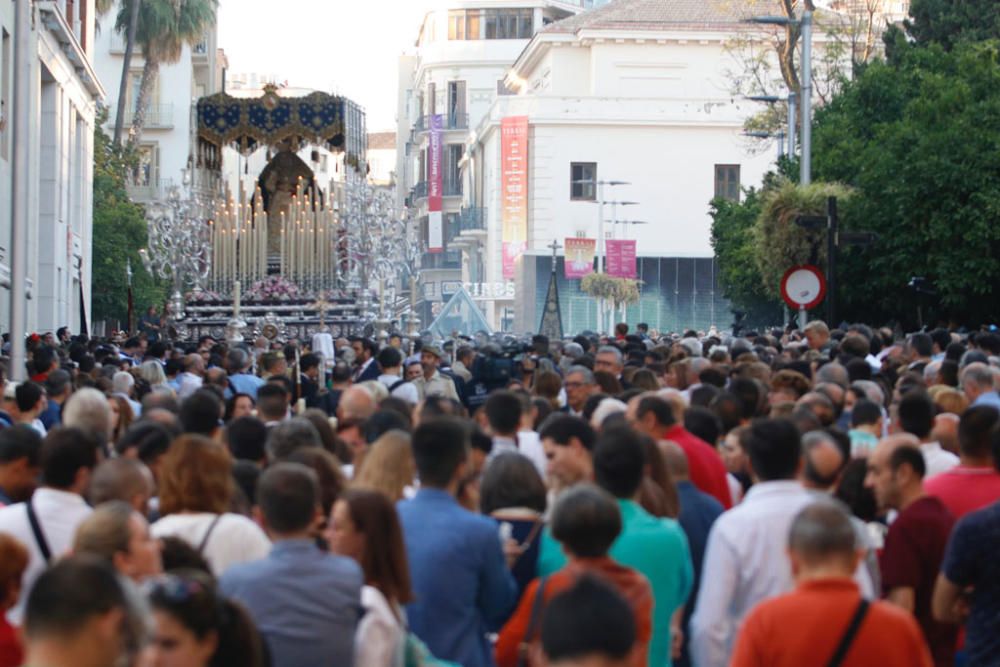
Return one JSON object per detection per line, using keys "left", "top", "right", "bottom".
{"left": 258, "top": 149, "right": 316, "bottom": 256}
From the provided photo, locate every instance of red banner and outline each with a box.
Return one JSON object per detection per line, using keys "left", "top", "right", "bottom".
{"left": 606, "top": 240, "right": 637, "bottom": 278}
{"left": 501, "top": 116, "right": 529, "bottom": 279}
{"left": 428, "top": 114, "right": 443, "bottom": 252}
{"left": 564, "top": 238, "right": 596, "bottom": 279}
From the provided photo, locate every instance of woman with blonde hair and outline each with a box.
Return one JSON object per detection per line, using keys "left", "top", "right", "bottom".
{"left": 108, "top": 394, "right": 134, "bottom": 445}
{"left": 151, "top": 435, "right": 270, "bottom": 576}
{"left": 352, "top": 430, "right": 415, "bottom": 502}
{"left": 139, "top": 360, "right": 168, "bottom": 390}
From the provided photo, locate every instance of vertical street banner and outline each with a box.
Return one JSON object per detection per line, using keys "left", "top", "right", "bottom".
{"left": 428, "top": 114, "right": 444, "bottom": 253}
{"left": 606, "top": 240, "right": 637, "bottom": 278}
{"left": 564, "top": 238, "right": 596, "bottom": 279}
{"left": 501, "top": 116, "right": 529, "bottom": 279}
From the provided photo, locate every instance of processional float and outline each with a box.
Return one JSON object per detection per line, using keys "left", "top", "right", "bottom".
{"left": 147, "top": 85, "right": 414, "bottom": 343}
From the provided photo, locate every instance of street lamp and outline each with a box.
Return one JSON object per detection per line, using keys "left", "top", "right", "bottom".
{"left": 744, "top": 130, "right": 787, "bottom": 162}
{"left": 747, "top": 93, "right": 797, "bottom": 160}
{"left": 746, "top": 11, "right": 813, "bottom": 185}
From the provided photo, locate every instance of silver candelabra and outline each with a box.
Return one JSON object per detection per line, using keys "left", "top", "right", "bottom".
{"left": 139, "top": 172, "right": 213, "bottom": 323}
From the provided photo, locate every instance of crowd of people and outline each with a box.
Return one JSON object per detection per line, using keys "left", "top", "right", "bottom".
{"left": 0, "top": 319, "right": 997, "bottom": 666}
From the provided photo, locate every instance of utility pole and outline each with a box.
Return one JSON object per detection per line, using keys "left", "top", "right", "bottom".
{"left": 801, "top": 9, "right": 813, "bottom": 185}
{"left": 10, "top": 0, "right": 33, "bottom": 382}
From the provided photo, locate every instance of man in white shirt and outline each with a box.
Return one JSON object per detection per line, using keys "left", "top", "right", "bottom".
{"left": 690, "top": 419, "right": 874, "bottom": 667}
{"left": 374, "top": 346, "right": 420, "bottom": 405}
{"left": 483, "top": 391, "right": 546, "bottom": 478}
{"left": 176, "top": 353, "right": 205, "bottom": 400}
{"left": 0, "top": 427, "right": 100, "bottom": 623}
{"left": 897, "top": 390, "right": 958, "bottom": 477}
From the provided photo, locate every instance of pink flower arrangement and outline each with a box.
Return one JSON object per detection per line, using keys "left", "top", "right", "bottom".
{"left": 186, "top": 289, "right": 225, "bottom": 303}
{"left": 247, "top": 276, "right": 302, "bottom": 301}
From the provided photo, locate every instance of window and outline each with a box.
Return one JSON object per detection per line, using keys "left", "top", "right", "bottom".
{"left": 571, "top": 162, "right": 597, "bottom": 201}
{"left": 447, "top": 81, "right": 466, "bottom": 127}
{"left": 714, "top": 164, "right": 741, "bottom": 202}
{"left": 136, "top": 145, "right": 159, "bottom": 187}
{"left": 450, "top": 9, "right": 532, "bottom": 40}
{"left": 445, "top": 144, "right": 463, "bottom": 195}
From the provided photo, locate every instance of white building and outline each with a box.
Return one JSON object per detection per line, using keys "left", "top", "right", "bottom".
{"left": 396, "top": 0, "right": 599, "bottom": 327}
{"left": 461, "top": 0, "right": 802, "bottom": 332}
{"left": 367, "top": 131, "right": 396, "bottom": 186}
{"left": 0, "top": 0, "right": 105, "bottom": 336}
{"left": 93, "top": 3, "right": 223, "bottom": 202}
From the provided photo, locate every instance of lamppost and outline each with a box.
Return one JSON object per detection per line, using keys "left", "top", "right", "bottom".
{"left": 744, "top": 130, "right": 788, "bottom": 162}
{"left": 748, "top": 93, "right": 797, "bottom": 160}
{"left": 590, "top": 181, "right": 632, "bottom": 333}
{"left": 746, "top": 10, "right": 813, "bottom": 185}
{"left": 139, "top": 172, "right": 213, "bottom": 329}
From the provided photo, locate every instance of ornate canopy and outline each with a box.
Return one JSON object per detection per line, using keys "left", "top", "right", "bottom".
{"left": 195, "top": 85, "right": 367, "bottom": 168}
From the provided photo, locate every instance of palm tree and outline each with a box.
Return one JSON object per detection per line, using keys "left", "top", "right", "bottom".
{"left": 116, "top": 0, "right": 218, "bottom": 147}
{"left": 103, "top": 0, "right": 142, "bottom": 146}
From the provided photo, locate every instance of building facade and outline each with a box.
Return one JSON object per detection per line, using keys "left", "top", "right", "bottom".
{"left": 0, "top": 0, "right": 105, "bottom": 335}
{"left": 93, "top": 2, "right": 222, "bottom": 203}
{"left": 395, "top": 1, "right": 600, "bottom": 328}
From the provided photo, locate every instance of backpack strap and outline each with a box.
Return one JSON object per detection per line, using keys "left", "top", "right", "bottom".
{"left": 517, "top": 577, "right": 548, "bottom": 667}
{"left": 197, "top": 514, "right": 224, "bottom": 556}
{"left": 26, "top": 499, "right": 53, "bottom": 564}
{"left": 826, "top": 598, "right": 870, "bottom": 667}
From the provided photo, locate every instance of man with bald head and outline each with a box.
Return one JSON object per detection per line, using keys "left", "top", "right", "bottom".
{"left": 660, "top": 440, "right": 723, "bottom": 667}
{"left": 865, "top": 437, "right": 956, "bottom": 666}
{"left": 730, "top": 502, "right": 933, "bottom": 667}
{"left": 800, "top": 431, "right": 847, "bottom": 492}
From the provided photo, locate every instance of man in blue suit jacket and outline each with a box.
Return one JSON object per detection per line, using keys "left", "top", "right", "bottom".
{"left": 398, "top": 418, "right": 518, "bottom": 667}
{"left": 220, "top": 463, "right": 363, "bottom": 667}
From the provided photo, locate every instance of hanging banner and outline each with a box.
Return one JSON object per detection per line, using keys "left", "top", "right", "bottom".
{"left": 428, "top": 114, "right": 444, "bottom": 253}
{"left": 606, "top": 240, "right": 637, "bottom": 278}
{"left": 564, "top": 238, "right": 596, "bottom": 279}
{"left": 501, "top": 116, "right": 529, "bottom": 279}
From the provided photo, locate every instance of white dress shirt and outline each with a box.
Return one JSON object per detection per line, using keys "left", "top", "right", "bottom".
{"left": 376, "top": 373, "right": 420, "bottom": 405}
{"left": 689, "top": 480, "right": 874, "bottom": 667}
{"left": 488, "top": 432, "right": 547, "bottom": 480}
{"left": 920, "top": 441, "right": 959, "bottom": 478}
{"left": 152, "top": 512, "right": 271, "bottom": 577}
{"left": 0, "top": 488, "right": 93, "bottom": 624}
{"left": 177, "top": 372, "right": 204, "bottom": 399}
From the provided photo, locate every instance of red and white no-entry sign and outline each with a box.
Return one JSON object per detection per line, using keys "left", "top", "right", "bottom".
{"left": 780, "top": 265, "right": 826, "bottom": 311}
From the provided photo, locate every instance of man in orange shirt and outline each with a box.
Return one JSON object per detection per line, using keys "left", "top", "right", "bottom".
{"left": 730, "top": 502, "right": 933, "bottom": 667}
{"left": 496, "top": 484, "right": 652, "bottom": 667}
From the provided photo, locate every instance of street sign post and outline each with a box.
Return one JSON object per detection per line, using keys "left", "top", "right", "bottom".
{"left": 781, "top": 265, "right": 827, "bottom": 329}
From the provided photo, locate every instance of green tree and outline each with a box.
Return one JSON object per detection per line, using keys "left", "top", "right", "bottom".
{"left": 92, "top": 122, "right": 166, "bottom": 326}
{"left": 904, "top": 0, "right": 1000, "bottom": 49}
{"left": 710, "top": 187, "right": 784, "bottom": 327}
{"left": 812, "top": 40, "right": 1000, "bottom": 326}
{"left": 116, "top": 0, "right": 218, "bottom": 146}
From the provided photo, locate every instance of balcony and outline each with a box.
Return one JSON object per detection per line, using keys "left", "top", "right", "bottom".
{"left": 412, "top": 113, "right": 469, "bottom": 135}
{"left": 126, "top": 178, "right": 174, "bottom": 203}
{"left": 421, "top": 250, "right": 461, "bottom": 270}
{"left": 458, "top": 207, "right": 486, "bottom": 233}
{"left": 114, "top": 103, "right": 175, "bottom": 129}
{"left": 410, "top": 180, "right": 462, "bottom": 203}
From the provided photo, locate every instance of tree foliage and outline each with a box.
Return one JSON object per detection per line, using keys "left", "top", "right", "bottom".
{"left": 115, "top": 0, "right": 218, "bottom": 145}
{"left": 904, "top": 0, "right": 1000, "bottom": 49}
{"left": 754, "top": 179, "right": 852, "bottom": 293}
{"left": 709, "top": 186, "right": 784, "bottom": 327}
{"left": 812, "top": 40, "right": 1000, "bottom": 325}
{"left": 92, "top": 122, "right": 166, "bottom": 327}
{"left": 580, "top": 274, "right": 641, "bottom": 309}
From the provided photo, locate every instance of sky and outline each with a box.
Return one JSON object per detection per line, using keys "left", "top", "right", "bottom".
{"left": 217, "top": 0, "right": 436, "bottom": 131}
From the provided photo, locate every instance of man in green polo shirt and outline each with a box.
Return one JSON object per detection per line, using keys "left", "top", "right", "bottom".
{"left": 537, "top": 425, "right": 693, "bottom": 667}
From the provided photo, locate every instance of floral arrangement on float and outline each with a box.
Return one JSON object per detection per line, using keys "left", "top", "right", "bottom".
{"left": 246, "top": 275, "right": 302, "bottom": 301}
{"left": 185, "top": 289, "right": 226, "bottom": 303}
